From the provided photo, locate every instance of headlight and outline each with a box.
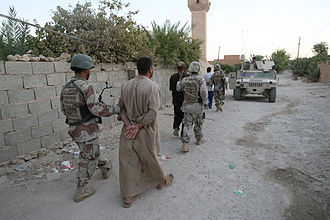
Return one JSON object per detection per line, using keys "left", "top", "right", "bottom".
{"left": 269, "top": 81, "right": 273, "bottom": 84}
{"left": 244, "top": 83, "right": 248, "bottom": 87}
{"left": 263, "top": 83, "right": 268, "bottom": 87}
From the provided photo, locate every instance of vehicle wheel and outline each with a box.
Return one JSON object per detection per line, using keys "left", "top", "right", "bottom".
{"left": 269, "top": 88, "right": 276, "bottom": 102}
{"left": 234, "top": 87, "right": 241, "bottom": 100}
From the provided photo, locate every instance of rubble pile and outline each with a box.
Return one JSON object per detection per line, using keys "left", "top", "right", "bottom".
{"left": 6, "top": 52, "right": 71, "bottom": 62}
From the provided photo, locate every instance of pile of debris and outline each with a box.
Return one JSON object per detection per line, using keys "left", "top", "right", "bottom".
{"left": 6, "top": 52, "right": 71, "bottom": 62}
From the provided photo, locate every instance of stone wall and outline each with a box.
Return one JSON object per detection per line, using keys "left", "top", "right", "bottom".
{"left": 0, "top": 61, "right": 175, "bottom": 162}
{"left": 318, "top": 60, "right": 330, "bottom": 83}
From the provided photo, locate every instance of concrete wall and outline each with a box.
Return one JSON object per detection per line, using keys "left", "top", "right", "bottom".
{"left": 318, "top": 60, "right": 330, "bottom": 83}
{"left": 0, "top": 61, "right": 175, "bottom": 162}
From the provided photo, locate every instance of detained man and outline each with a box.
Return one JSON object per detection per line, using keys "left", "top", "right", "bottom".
{"left": 117, "top": 56, "right": 174, "bottom": 208}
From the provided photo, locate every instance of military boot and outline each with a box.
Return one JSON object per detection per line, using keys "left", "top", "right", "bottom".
{"left": 215, "top": 105, "right": 219, "bottom": 111}
{"left": 181, "top": 143, "right": 189, "bottom": 153}
{"left": 218, "top": 106, "right": 223, "bottom": 112}
{"left": 99, "top": 161, "right": 112, "bottom": 179}
{"left": 173, "top": 128, "right": 179, "bottom": 136}
{"left": 73, "top": 185, "right": 96, "bottom": 202}
{"left": 196, "top": 138, "right": 204, "bottom": 145}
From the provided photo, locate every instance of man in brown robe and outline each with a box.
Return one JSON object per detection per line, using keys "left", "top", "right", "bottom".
{"left": 118, "top": 56, "right": 174, "bottom": 208}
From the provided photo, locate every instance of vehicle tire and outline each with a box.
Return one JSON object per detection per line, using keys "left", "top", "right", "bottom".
{"left": 269, "top": 88, "right": 276, "bottom": 102}
{"left": 234, "top": 87, "right": 241, "bottom": 100}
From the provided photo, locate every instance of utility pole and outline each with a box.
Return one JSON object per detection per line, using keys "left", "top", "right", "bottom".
{"left": 294, "top": 37, "right": 301, "bottom": 79}
{"left": 217, "top": 45, "right": 220, "bottom": 61}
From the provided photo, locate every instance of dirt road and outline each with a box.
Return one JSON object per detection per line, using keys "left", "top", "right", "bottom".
{"left": 0, "top": 71, "right": 329, "bottom": 219}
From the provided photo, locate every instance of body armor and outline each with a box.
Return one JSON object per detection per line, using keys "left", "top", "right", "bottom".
{"left": 183, "top": 77, "right": 201, "bottom": 103}
{"left": 213, "top": 71, "right": 225, "bottom": 90}
{"left": 61, "top": 79, "right": 100, "bottom": 125}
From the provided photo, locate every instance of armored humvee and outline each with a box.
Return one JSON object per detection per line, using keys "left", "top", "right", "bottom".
{"left": 228, "top": 60, "right": 278, "bottom": 102}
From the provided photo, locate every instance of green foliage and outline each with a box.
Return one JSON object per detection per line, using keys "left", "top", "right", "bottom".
{"left": 249, "top": 54, "right": 264, "bottom": 61}
{"left": 313, "top": 42, "right": 328, "bottom": 56}
{"left": 144, "top": 20, "right": 202, "bottom": 65}
{"left": 0, "top": 6, "right": 30, "bottom": 60}
{"left": 271, "top": 49, "right": 290, "bottom": 73}
{"left": 220, "top": 63, "right": 242, "bottom": 74}
{"left": 29, "top": 0, "right": 154, "bottom": 63}
{"left": 289, "top": 42, "right": 329, "bottom": 82}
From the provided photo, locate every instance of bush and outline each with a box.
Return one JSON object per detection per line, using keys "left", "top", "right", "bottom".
{"left": 219, "top": 63, "right": 242, "bottom": 75}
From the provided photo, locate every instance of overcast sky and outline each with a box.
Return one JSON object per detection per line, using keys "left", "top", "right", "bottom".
{"left": 1, "top": 0, "right": 329, "bottom": 61}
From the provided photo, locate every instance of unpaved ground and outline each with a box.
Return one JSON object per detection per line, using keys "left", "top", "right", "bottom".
{"left": 0, "top": 71, "right": 329, "bottom": 220}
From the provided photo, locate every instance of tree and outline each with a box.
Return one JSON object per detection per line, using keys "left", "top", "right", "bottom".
{"left": 312, "top": 42, "right": 328, "bottom": 56}
{"left": 0, "top": 6, "right": 30, "bottom": 60}
{"left": 144, "top": 20, "right": 202, "bottom": 65}
{"left": 29, "top": 0, "right": 154, "bottom": 63}
{"left": 271, "top": 49, "right": 290, "bottom": 73}
{"left": 249, "top": 54, "right": 264, "bottom": 61}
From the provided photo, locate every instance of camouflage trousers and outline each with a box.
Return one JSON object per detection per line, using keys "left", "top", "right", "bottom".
{"left": 214, "top": 89, "right": 225, "bottom": 107}
{"left": 76, "top": 138, "right": 111, "bottom": 187}
{"left": 181, "top": 113, "right": 204, "bottom": 143}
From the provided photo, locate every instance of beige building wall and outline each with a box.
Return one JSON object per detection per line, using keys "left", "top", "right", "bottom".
{"left": 210, "top": 55, "right": 243, "bottom": 66}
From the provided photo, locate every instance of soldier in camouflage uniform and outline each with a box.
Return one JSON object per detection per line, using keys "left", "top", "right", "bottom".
{"left": 60, "top": 54, "right": 121, "bottom": 202}
{"left": 176, "top": 61, "right": 208, "bottom": 153}
{"left": 210, "top": 64, "right": 228, "bottom": 112}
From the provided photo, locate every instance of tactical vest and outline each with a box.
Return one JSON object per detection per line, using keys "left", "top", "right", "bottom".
{"left": 213, "top": 71, "right": 224, "bottom": 90}
{"left": 183, "top": 77, "right": 201, "bottom": 103}
{"left": 61, "top": 79, "right": 100, "bottom": 126}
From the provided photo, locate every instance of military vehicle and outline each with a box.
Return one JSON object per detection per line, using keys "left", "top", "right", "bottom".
{"left": 228, "top": 60, "right": 278, "bottom": 102}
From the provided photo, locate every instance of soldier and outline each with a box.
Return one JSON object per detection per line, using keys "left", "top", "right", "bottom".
{"left": 250, "top": 56, "right": 257, "bottom": 70}
{"left": 176, "top": 61, "right": 208, "bottom": 153}
{"left": 210, "top": 64, "right": 228, "bottom": 112}
{"left": 60, "top": 54, "right": 121, "bottom": 202}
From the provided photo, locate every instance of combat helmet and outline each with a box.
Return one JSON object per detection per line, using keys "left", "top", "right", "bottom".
{"left": 188, "top": 61, "right": 201, "bottom": 73}
{"left": 214, "top": 63, "right": 221, "bottom": 71}
{"left": 70, "top": 54, "right": 95, "bottom": 70}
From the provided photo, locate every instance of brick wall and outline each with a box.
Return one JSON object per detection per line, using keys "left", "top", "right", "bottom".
{"left": 318, "top": 60, "right": 330, "bottom": 83}
{"left": 0, "top": 61, "right": 175, "bottom": 162}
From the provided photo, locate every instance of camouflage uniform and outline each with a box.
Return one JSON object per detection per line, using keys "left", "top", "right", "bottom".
{"left": 176, "top": 62, "right": 208, "bottom": 151}
{"left": 210, "top": 64, "right": 228, "bottom": 111}
{"left": 60, "top": 76, "right": 120, "bottom": 187}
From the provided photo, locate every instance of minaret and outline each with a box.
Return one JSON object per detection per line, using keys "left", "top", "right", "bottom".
{"left": 188, "top": 0, "right": 210, "bottom": 62}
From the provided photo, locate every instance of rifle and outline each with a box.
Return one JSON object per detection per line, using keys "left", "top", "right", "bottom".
{"left": 99, "top": 81, "right": 113, "bottom": 103}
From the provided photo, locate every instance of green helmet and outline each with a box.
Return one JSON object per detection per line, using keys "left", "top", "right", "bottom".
{"left": 70, "top": 54, "right": 94, "bottom": 70}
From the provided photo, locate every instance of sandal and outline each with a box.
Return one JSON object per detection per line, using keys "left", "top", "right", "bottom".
{"left": 156, "top": 174, "right": 174, "bottom": 190}
{"left": 122, "top": 196, "right": 135, "bottom": 208}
